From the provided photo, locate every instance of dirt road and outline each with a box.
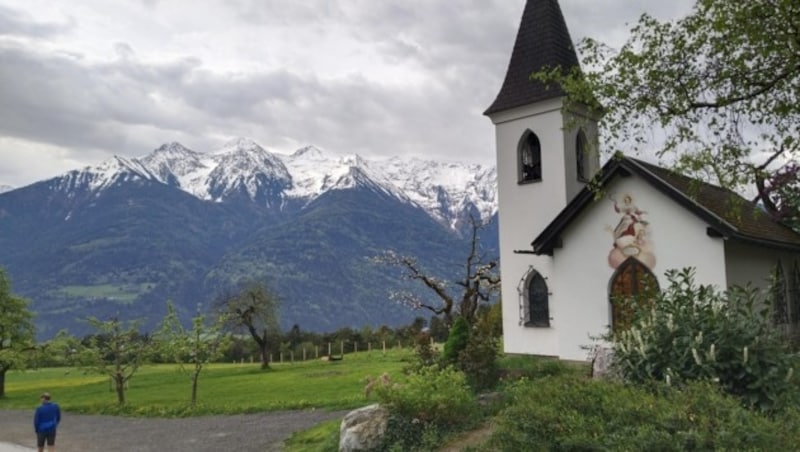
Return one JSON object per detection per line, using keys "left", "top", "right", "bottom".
{"left": 0, "top": 408, "right": 347, "bottom": 451}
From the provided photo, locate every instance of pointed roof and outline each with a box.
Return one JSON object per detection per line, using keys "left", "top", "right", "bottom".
{"left": 532, "top": 156, "right": 800, "bottom": 255}
{"left": 484, "top": 0, "right": 580, "bottom": 116}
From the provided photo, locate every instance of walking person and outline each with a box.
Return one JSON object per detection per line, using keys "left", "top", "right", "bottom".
{"left": 33, "top": 392, "right": 61, "bottom": 452}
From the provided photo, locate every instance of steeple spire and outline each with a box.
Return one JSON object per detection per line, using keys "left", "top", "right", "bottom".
{"left": 484, "top": 0, "right": 580, "bottom": 116}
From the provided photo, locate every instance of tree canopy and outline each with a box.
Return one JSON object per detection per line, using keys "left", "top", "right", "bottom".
{"left": 217, "top": 281, "right": 280, "bottom": 369}
{"left": 540, "top": 0, "right": 800, "bottom": 230}
{"left": 79, "top": 316, "right": 152, "bottom": 404}
{"left": 157, "top": 302, "right": 230, "bottom": 407}
{"left": 0, "top": 268, "right": 35, "bottom": 397}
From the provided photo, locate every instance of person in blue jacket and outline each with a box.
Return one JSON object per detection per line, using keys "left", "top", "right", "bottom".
{"left": 33, "top": 392, "right": 61, "bottom": 452}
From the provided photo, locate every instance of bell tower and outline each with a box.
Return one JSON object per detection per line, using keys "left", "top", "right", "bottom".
{"left": 485, "top": 0, "right": 599, "bottom": 356}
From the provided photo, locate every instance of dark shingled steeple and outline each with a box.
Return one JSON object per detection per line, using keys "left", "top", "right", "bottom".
{"left": 484, "top": 0, "right": 580, "bottom": 116}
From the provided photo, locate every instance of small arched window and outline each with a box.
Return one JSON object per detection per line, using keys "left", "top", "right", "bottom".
{"left": 518, "top": 131, "right": 542, "bottom": 183}
{"left": 608, "top": 257, "right": 659, "bottom": 334}
{"left": 576, "top": 129, "right": 589, "bottom": 182}
{"left": 525, "top": 270, "right": 550, "bottom": 327}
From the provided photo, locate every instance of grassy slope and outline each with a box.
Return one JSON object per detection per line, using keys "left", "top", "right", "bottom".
{"left": 0, "top": 349, "right": 413, "bottom": 416}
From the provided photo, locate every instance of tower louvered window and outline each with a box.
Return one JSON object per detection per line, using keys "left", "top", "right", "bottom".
{"left": 518, "top": 131, "right": 542, "bottom": 183}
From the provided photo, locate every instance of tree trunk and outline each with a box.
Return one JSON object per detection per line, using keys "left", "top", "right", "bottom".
{"left": 115, "top": 374, "right": 126, "bottom": 404}
{"left": 260, "top": 345, "right": 270, "bottom": 369}
{"left": 0, "top": 369, "right": 6, "bottom": 398}
{"left": 191, "top": 373, "right": 199, "bottom": 408}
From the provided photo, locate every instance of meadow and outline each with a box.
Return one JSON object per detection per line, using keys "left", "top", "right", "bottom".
{"left": 0, "top": 348, "right": 414, "bottom": 417}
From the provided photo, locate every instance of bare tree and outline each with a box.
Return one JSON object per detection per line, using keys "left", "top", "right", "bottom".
{"left": 216, "top": 281, "right": 280, "bottom": 370}
{"left": 374, "top": 217, "right": 500, "bottom": 326}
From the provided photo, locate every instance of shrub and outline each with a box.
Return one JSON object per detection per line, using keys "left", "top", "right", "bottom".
{"left": 489, "top": 376, "right": 800, "bottom": 451}
{"left": 375, "top": 365, "right": 476, "bottom": 450}
{"left": 442, "top": 316, "right": 469, "bottom": 365}
{"left": 405, "top": 331, "right": 438, "bottom": 374}
{"left": 457, "top": 314, "right": 501, "bottom": 391}
{"left": 609, "top": 268, "right": 799, "bottom": 413}
{"left": 375, "top": 365, "right": 475, "bottom": 425}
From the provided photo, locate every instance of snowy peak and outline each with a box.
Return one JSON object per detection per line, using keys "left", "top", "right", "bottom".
{"left": 88, "top": 155, "right": 157, "bottom": 191}
{"left": 204, "top": 139, "right": 291, "bottom": 205}
{"left": 41, "top": 138, "right": 497, "bottom": 231}
{"left": 211, "top": 139, "right": 289, "bottom": 178}
{"left": 282, "top": 145, "right": 393, "bottom": 201}
{"left": 372, "top": 157, "right": 497, "bottom": 230}
{"left": 141, "top": 142, "right": 206, "bottom": 185}
{"left": 213, "top": 137, "right": 263, "bottom": 155}
{"left": 143, "top": 142, "right": 203, "bottom": 168}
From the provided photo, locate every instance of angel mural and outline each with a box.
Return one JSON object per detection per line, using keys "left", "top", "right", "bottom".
{"left": 606, "top": 193, "right": 656, "bottom": 269}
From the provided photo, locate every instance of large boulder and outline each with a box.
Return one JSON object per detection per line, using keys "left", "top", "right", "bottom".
{"left": 339, "top": 404, "right": 390, "bottom": 452}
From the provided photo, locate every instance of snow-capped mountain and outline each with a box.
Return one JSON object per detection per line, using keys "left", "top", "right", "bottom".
{"left": 0, "top": 138, "right": 500, "bottom": 338}
{"left": 0, "top": 184, "right": 13, "bottom": 194}
{"left": 45, "top": 138, "right": 497, "bottom": 231}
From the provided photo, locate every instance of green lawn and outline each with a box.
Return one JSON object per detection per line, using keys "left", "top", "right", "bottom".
{"left": 0, "top": 349, "right": 413, "bottom": 417}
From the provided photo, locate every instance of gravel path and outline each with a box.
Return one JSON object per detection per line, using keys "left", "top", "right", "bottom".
{"left": 0, "top": 408, "right": 348, "bottom": 451}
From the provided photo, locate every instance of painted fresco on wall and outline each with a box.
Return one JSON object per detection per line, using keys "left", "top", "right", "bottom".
{"left": 607, "top": 193, "right": 656, "bottom": 269}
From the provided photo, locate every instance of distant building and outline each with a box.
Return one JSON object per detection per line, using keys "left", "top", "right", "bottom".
{"left": 485, "top": 0, "right": 800, "bottom": 360}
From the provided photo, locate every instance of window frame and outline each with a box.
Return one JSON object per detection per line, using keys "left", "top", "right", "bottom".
{"left": 608, "top": 257, "right": 660, "bottom": 334}
{"left": 518, "top": 130, "right": 542, "bottom": 184}
{"left": 524, "top": 270, "right": 550, "bottom": 327}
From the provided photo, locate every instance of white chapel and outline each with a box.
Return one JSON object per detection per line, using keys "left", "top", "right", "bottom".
{"left": 485, "top": 0, "right": 800, "bottom": 361}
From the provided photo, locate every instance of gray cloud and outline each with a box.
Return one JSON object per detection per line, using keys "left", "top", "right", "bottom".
{"left": 0, "top": 0, "right": 696, "bottom": 187}
{"left": 0, "top": 5, "right": 74, "bottom": 38}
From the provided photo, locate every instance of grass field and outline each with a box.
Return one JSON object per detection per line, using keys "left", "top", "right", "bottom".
{"left": 0, "top": 348, "right": 414, "bottom": 417}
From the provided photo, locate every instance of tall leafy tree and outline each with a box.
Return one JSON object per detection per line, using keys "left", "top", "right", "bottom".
{"left": 0, "top": 268, "right": 35, "bottom": 397}
{"left": 538, "top": 0, "right": 800, "bottom": 230}
{"left": 217, "top": 282, "right": 280, "bottom": 370}
{"left": 79, "top": 317, "right": 152, "bottom": 404}
{"left": 157, "top": 303, "right": 230, "bottom": 407}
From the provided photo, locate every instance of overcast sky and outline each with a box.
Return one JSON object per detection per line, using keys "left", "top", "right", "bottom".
{"left": 0, "top": 0, "right": 695, "bottom": 188}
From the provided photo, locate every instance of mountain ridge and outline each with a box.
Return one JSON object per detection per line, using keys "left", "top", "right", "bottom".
{"left": 0, "top": 139, "right": 498, "bottom": 338}
{"left": 12, "top": 138, "right": 497, "bottom": 232}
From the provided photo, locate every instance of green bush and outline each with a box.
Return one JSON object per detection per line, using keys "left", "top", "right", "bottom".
{"left": 442, "top": 316, "right": 469, "bottom": 365}
{"left": 404, "top": 331, "right": 439, "bottom": 374}
{"left": 375, "top": 365, "right": 475, "bottom": 425}
{"left": 375, "top": 365, "right": 476, "bottom": 450}
{"left": 457, "top": 314, "right": 500, "bottom": 391}
{"left": 489, "top": 376, "right": 800, "bottom": 451}
{"left": 610, "top": 268, "right": 799, "bottom": 412}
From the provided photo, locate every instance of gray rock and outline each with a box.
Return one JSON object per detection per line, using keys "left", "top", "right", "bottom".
{"left": 591, "top": 346, "right": 617, "bottom": 379}
{"left": 339, "top": 404, "right": 390, "bottom": 452}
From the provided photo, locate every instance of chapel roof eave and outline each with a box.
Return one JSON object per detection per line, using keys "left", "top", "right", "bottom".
{"left": 531, "top": 156, "right": 800, "bottom": 255}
